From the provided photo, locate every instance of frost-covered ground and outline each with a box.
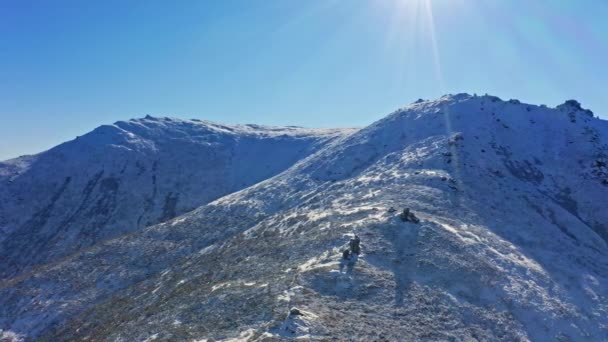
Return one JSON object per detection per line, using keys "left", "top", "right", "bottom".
{"left": 1, "top": 94, "right": 607, "bottom": 341}
{"left": 0, "top": 117, "right": 353, "bottom": 279}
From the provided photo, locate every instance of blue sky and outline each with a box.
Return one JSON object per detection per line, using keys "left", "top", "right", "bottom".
{"left": 1, "top": 0, "right": 607, "bottom": 160}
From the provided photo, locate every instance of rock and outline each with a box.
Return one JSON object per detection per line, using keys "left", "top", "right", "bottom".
{"left": 399, "top": 208, "right": 420, "bottom": 224}
{"left": 290, "top": 308, "right": 303, "bottom": 316}
{"left": 557, "top": 99, "right": 594, "bottom": 117}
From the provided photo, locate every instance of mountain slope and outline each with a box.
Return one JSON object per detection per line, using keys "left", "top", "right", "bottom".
{"left": 0, "top": 117, "right": 354, "bottom": 278}
{"left": 1, "top": 94, "right": 607, "bottom": 341}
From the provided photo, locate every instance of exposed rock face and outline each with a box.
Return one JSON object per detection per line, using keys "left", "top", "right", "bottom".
{"left": 1, "top": 94, "right": 607, "bottom": 341}
{"left": 0, "top": 117, "right": 355, "bottom": 278}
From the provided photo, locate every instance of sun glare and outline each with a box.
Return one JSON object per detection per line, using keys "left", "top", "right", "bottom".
{"left": 382, "top": 0, "right": 467, "bottom": 200}
{"left": 383, "top": 0, "right": 444, "bottom": 90}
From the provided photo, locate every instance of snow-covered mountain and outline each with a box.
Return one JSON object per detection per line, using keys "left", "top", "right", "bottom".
{"left": 0, "top": 117, "right": 354, "bottom": 279}
{"left": 1, "top": 94, "right": 607, "bottom": 341}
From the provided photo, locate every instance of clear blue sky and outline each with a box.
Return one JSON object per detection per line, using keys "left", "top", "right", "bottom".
{"left": 1, "top": 0, "right": 607, "bottom": 160}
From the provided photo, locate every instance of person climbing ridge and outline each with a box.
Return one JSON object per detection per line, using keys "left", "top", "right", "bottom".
{"left": 342, "top": 234, "right": 361, "bottom": 260}
{"left": 342, "top": 249, "right": 351, "bottom": 260}
{"left": 349, "top": 234, "right": 361, "bottom": 255}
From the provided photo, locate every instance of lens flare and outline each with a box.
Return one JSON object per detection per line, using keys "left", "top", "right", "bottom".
{"left": 382, "top": 0, "right": 466, "bottom": 202}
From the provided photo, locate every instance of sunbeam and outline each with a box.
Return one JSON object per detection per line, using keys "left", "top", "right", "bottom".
{"left": 380, "top": 0, "right": 451, "bottom": 93}
{"left": 380, "top": 0, "right": 467, "bottom": 201}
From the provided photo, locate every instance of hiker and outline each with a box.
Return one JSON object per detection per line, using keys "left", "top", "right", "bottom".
{"left": 400, "top": 208, "right": 411, "bottom": 220}
{"left": 349, "top": 235, "right": 361, "bottom": 254}
{"left": 342, "top": 249, "right": 351, "bottom": 259}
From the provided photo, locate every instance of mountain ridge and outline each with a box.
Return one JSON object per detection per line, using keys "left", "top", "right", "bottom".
{"left": 1, "top": 94, "right": 607, "bottom": 341}
{"left": 0, "top": 117, "right": 356, "bottom": 279}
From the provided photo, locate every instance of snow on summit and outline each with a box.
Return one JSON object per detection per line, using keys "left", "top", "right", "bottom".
{"left": 1, "top": 94, "right": 607, "bottom": 341}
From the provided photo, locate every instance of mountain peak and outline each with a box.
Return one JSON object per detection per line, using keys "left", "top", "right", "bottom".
{"left": 409, "top": 93, "right": 598, "bottom": 119}
{"left": 1, "top": 95, "right": 607, "bottom": 341}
